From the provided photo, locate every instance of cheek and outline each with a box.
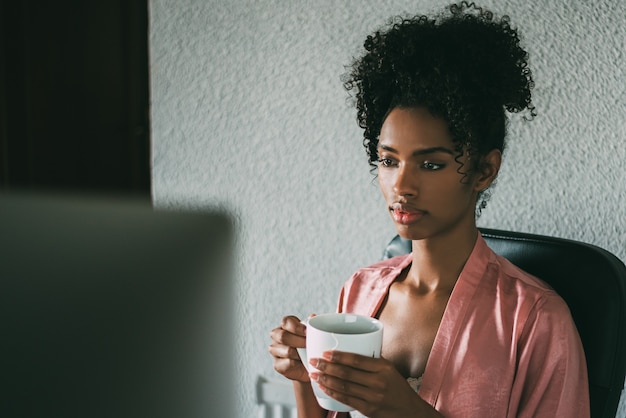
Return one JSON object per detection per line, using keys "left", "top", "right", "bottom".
{"left": 377, "top": 172, "right": 392, "bottom": 198}
{"left": 443, "top": 182, "right": 478, "bottom": 207}
{"left": 424, "top": 177, "right": 474, "bottom": 203}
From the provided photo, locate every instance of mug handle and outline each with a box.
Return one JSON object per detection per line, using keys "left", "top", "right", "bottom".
{"left": 296, "top": 347, "right": 310, "bottom": 372}
{"left": 297, "top": 319, "right": 310, "bottom": 371}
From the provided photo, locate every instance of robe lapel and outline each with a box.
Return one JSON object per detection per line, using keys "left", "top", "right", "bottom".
{"left": 417, "top": 235, "right": 490, "bottom": 407}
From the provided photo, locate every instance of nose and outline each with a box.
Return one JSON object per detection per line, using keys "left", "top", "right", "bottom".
{"left": 393, "top": 163, "right": 418, "bottom": 197}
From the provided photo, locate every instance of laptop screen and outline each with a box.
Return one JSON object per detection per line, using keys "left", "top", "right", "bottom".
{"left": 0, "top": 193, "right": 234, "bottom": 418}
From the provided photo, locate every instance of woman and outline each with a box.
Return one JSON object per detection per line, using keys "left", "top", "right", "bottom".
{"left": 269, "top": 3, "right": 589, "bottom": 417}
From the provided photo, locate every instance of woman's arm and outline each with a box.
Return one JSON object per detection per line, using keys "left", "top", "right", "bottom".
{"left": 293, "top": 381, "right": 327, "bottom": 418}
{"left": 269, "top": 315, "right": 327, "bottom": 418}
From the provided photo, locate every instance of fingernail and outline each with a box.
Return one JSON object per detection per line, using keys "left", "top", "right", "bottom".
{"left": 322, "top": 351, "right": 333, "bottom": 360}
{"left": 309, "top": 358, "right": 319, "bottom": 368}
{"left": 309, "top": 372, "right": 319, "bottom": 381}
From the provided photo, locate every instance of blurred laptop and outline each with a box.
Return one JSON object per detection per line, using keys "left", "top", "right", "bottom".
{"left": 0, "top": 193, "right": 234, "bottom": 417}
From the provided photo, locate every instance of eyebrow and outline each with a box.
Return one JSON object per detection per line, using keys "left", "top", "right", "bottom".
{"left": 377, "top": 144, "right": 455, "bottom": 156}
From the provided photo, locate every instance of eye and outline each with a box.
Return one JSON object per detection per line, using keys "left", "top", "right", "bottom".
{"left": 422, "top": 161, "right": 445, "bottom": 171}
{"left": 377, "top": 157, "right": 396, "bottom": 168}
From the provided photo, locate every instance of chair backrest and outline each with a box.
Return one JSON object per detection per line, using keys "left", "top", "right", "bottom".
{"left": 383, "top": 228, "right": 626, "bottom": 418}
{"left": 256, "top": 376, "right": 298, "bottom": 418}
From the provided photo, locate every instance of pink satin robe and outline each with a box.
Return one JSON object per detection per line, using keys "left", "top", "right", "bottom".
{"left": 325, "top": 234, "right": 590, "bottom": 418}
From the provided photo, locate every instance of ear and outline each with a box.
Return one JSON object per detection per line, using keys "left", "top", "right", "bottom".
{"left": 473, "top": 149, "right": 502, "bottom": 192}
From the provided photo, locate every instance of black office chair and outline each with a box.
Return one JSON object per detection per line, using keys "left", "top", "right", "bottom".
{"left": 383, "top": 228, "right": 626, "bottom": 418}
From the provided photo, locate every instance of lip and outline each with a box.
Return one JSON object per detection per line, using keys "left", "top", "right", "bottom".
{"left": 390, "top": 204, "right": 426, "bottom": 225}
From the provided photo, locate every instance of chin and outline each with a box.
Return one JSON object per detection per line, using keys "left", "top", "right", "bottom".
{"left": 395, "top": 226, "right": 427, "bottom": 242}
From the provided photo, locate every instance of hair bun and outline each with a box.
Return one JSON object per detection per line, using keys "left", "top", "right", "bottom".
{"left": 442, "top": 2, "right": 535, "bottom": 115}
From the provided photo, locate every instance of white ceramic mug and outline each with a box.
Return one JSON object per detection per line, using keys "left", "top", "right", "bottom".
{"left": 297, "top": 313, "right": 383, "bottom": 412}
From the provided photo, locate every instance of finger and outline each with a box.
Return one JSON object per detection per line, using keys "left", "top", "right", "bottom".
{"left": 270, "top": 327, "right": 306, "bottom": 348}
{"left": 321, "top": 350, "right": 386, "bottom": 373}
{"left": 311, "top": 371, "right": 377, "bottom": 408}
{"left": 273, "top": 356, "right": 310, "bottom": 383}
{"left": 274, "top": 357, "right": 309, "bottom": 377}
{"left": 269, "top": 318, "right": 307, "bottom": 348}
{"left": 310, "top": 357, "right": 375, "bottom": 388}
{"left": 280, "top": 315, "right": 307, "bottom": 336}
{"left": 268, "top": 342, "right": 301, "bottom": 361}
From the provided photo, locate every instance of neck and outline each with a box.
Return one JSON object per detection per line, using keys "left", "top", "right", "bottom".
{"left": 408, "top": 226, "right": 479, "bottom": 294}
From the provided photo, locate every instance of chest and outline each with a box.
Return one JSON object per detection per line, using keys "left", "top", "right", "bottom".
{"left": 377, "top": 282, "right": 450, "bottom": 378}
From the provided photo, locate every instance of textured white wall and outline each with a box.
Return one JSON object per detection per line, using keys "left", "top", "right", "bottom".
{"left": 149, "top": 1, "right": 626, "bottom": 416}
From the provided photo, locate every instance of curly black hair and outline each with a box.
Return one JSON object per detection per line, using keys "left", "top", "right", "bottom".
{"left": 344, "top": 1, "right": 535, "bottom": 181}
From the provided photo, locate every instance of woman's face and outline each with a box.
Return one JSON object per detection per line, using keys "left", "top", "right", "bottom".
{"left": 377, "top": 107, "right": 496, "bottom": 241}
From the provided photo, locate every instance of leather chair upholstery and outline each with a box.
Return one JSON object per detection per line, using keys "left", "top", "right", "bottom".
{"left": 383, "top": 228, "right": 626, "bottom": 418}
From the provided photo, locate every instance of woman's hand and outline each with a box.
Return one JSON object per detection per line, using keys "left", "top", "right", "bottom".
{"left": 269, "top": 315, "right": 310, "bottom": 383}
{"left": 309, "top": 350, "right": 443, "bottom": 418}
